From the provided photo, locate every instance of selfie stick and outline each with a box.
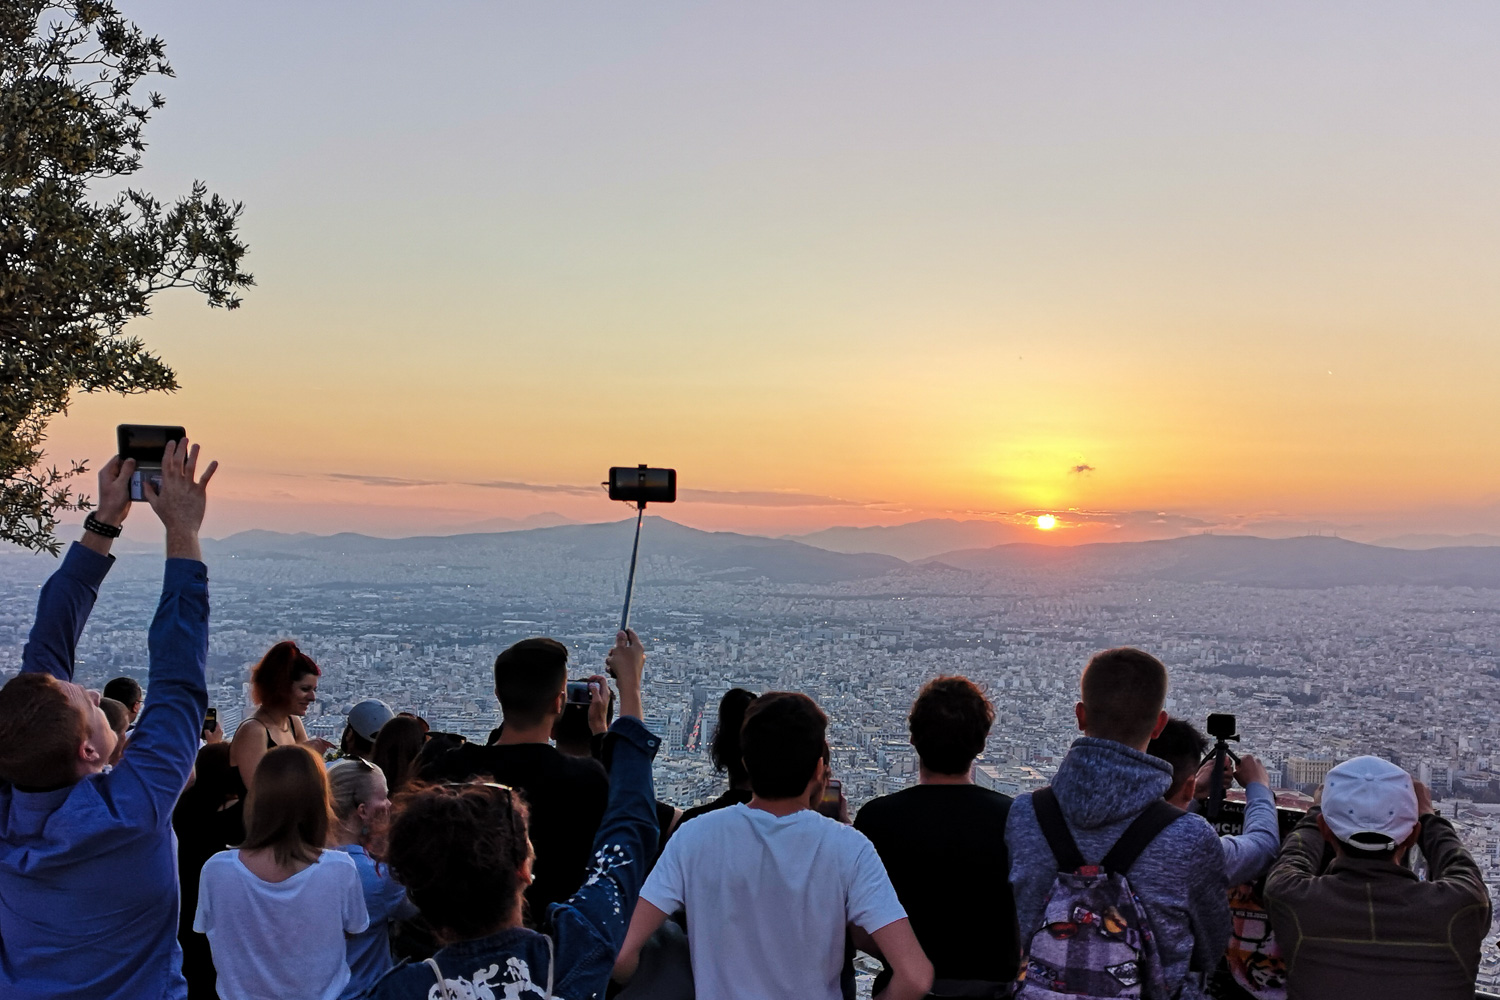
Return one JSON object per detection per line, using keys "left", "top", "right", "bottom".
{"left": 620, "top": 501, "right": 646, "bottom": 633}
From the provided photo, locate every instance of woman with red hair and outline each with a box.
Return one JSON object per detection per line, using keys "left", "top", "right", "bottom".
{"left": 230, "top": 641, "right": 333, "bottom": 783}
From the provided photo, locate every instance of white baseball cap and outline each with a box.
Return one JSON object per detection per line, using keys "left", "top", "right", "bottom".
{"left": 1322, "top": 755, "right": 1419, "bottom": 851}
{"left": 347, "top": 699, "right": 394, "bottom": 742}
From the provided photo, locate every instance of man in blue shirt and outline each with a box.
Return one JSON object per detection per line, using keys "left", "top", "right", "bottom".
{"left": 0, "top": 440, "right": 217, "bottom": 1000}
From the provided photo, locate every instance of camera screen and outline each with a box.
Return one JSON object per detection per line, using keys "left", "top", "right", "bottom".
{"left": 612, "top": 468, "right": 672, "bottom": 491}
{"left": 117, "top": 425, "right": 186, "bottom": 467}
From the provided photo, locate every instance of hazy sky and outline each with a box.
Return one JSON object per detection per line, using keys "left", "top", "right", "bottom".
{"left": 42, "top": 2, "right": 1500, "bottom": 542}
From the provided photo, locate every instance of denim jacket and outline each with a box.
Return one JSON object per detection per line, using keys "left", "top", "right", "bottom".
{"left": 372, "top": 716, "right": 661, "bottom": 1000}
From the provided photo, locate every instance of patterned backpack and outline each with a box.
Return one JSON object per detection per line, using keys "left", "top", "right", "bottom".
{"left": 1017, "top": 787, "right": 1183, "bottom": 1000}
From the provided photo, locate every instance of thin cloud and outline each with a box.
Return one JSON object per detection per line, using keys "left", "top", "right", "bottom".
{"left": 1070, "top": 464, "right": 1096, "bottom": 474}
{"left": 465, "top": 480, "right": 600, "bottom": 498}
{"left": 322, "top": 473, "right": 881, "bottom": 508}
{"left": 327, "top": 473, "right": 446, "bottom": 488}
{"left": 679, "top": 489, "right": 886, "bottom": 508}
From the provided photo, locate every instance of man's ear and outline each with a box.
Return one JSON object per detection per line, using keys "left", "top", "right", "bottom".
{"left": 1316, "top": 813, "right": 1341, "bottom": 853}
{"left": 806, "top": 758, "right": 830, "bottom": 807}
{"left": 1149, "top": 709, "right": 1169, "bottom": 741}
{"left": 78, "top": 737, "right": 102, "bottom": 765}
{"left": 551, "top": 689, "right": 566, "bottom": 718}
{"left": 1074, "top": 702, "right": 1087, "bottom": 733}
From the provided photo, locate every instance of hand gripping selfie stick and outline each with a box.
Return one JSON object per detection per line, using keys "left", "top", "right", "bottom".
{"left": 606, "top": 465, "right": 677, "bottom": 633}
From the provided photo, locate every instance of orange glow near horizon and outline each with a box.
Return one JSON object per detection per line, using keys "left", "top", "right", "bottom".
{"left": 16, "top": 5, "right": 1500, "bottom": 547}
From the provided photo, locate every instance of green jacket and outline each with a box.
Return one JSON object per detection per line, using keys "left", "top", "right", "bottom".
{"left": 1264, "top": 807, "right": 1492, "bottom": 1000}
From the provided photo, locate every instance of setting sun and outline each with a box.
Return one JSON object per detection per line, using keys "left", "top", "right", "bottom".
{"left": 1036, "top": 514, "right": 1058, "bottom": 531}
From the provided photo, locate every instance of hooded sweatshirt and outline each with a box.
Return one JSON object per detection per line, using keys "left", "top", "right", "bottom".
{"left": 1007, "top": 737, "right": 1232, "bottom": 1000}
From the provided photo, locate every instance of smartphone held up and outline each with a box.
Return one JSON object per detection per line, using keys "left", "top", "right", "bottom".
{"left": 117, "top": 424, "right": 186, "bottom": 501}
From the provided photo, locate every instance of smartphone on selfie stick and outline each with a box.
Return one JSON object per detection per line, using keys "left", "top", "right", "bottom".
{"left": 606, "top": 466, "right": 677, "bottom": 634}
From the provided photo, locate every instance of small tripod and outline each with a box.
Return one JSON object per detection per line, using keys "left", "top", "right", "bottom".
{"left": 1202, "top": 729, "right": 1241, "bottom": 823}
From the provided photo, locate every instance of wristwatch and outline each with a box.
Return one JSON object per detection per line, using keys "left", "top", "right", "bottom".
{"left": 84, "top": 513, "right": 122, "bottom": 539}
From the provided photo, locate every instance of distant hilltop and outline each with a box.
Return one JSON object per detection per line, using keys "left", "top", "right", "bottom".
{"left": 21, "top": 517, "right": 1500, "bottom": 590}
{"left": 187, "top": 519, "right": 1500, "bottom": 590}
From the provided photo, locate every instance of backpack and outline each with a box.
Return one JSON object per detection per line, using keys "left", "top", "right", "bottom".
{"left": 1017, "top": 787, "right": 1183, "bottom": 1000}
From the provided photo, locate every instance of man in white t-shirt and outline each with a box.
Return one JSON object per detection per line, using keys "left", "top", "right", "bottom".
{"left": 613, "top": 692, "right": 933, "bottom": 1000}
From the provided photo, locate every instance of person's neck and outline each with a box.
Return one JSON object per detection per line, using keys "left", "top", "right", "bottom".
{"left": 919, "top": 765, "right": 973, "bottom": 786}
{"left": 496, "top": 720, "right": 556, "bottom": 746}
{"left": 259, "top": 708, "right": 292, "bottom": 731}
{"left": 328, "top": 819, "right": 363, "bottom": 848}
{"left": 442, "top": 908, "right": 523, "bottom": 946}
{"left": 748, "top": 794, "right": 808, "bottom": 817}
{"left": 1085, "top": 731, "right": 1150, "bottom": 753}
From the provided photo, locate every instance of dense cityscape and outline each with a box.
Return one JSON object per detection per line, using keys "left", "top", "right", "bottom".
{"left": 2, "top": 521, "right": 1499, "bottom": 987}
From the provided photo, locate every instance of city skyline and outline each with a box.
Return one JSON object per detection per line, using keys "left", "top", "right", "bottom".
{"left": 29, "top": 2, "right": 1500, "bottom": 543}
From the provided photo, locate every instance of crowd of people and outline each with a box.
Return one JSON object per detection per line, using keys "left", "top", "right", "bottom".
{"left": 0, "top": 445, "right": 1495, "bottom": 1000}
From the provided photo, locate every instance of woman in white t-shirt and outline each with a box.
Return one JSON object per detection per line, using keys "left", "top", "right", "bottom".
{"left": 196, "top": 744, "right": 369, "bottom": 1000}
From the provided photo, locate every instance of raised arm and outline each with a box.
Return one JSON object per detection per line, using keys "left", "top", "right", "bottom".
{"left": 554, "top": 631, "right": 662, "bottom": 996}
{"left": 1221, "top": 755, "right": 1281, "bottom": 885}
{"left": 109, "top": 440, "right": 217, "bottom": 826}
{"left": 20, "top": 457, "right": 135, "bottom": 680}
{"left": 1264, "top": 807, "right": 1326, "bottom": 908}
{"left": 1412, "top": 783, "right": 1491, "bottom": 920}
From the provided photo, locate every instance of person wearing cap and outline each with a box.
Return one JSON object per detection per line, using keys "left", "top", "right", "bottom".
{"left": 339, "top": 699, "right": 394, "bottom": 764}
{"left": 1264, "top": 754, "right": 1492, "bottom": 1000}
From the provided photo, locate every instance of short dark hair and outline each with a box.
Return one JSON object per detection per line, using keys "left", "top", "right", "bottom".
{"left": 1080, "top": 647, "right": 1168, "bottom": 746}
{"left": 340, "top": 724, "right": 375, "bottom": 760}
{"left": 102, "top": 677, "right": 141, "bottom": 709}
{"left": 386, "top": 781, "right": 532, "bottom": 939}
{"left": 740, "top": 692, "right": 827, "bottom": 799}
{"left": 711, "top": 688, "right": 757, "bottom": 787}
{"left": 99, "top": 697, "right": 130, "bottom": 735}
{"left": 493, "top": 638, "right": 569, "bottom": 728}
{"left": 0, "top": 673, "right": 88, "bottom": 789}
{"left": 908, "top": 676, "right": 994, "bottom": 775}
{"left": 1146, "top": 718, "right": 1207, "bottom": 800}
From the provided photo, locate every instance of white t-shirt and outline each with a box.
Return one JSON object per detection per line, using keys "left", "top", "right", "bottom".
{"left": 640, "top": 804, "right": 907, "bottom": 1000}
{"left": 194, "top": 848, "right": 369, "bottom": 1000}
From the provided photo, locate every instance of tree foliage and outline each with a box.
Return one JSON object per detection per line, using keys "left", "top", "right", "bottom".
{"left": 1, "top": 1, "right": 252, "bottom": 553}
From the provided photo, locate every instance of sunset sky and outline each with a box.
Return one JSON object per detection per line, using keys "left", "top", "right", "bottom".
{"left": 42, "top": 2, "right": 1500, "bottom": 544}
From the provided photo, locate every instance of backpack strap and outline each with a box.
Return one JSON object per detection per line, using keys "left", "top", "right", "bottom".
{"left": 1031, "top": 786, "right": 1087, "bottom": 872}
{"left": 424, "top": 958, "right": 455, "bottom": 1000}
{"left": 1100, "top": 799, "right": 1185, "bottom": 873}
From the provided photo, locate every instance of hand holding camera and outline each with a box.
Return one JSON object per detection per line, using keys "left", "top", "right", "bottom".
{"left": 585, "top": 674, "right": 612, "bottom": 736}
{"left": 96, "top": 456, "right": 137, "bottom": 528}
{"left": 145, "top": 438, "right": 217, "bottom": 561}
{"left": 1235, "top": 754, "right": 1269, "bottom": 788}
{"left": 1413, "top": 780, "right": 1434, "bottom": 817}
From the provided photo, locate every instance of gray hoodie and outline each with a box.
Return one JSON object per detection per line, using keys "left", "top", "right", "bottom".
{"left": 1007, "top": 737, "right": 1232, "bottom": 1000}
